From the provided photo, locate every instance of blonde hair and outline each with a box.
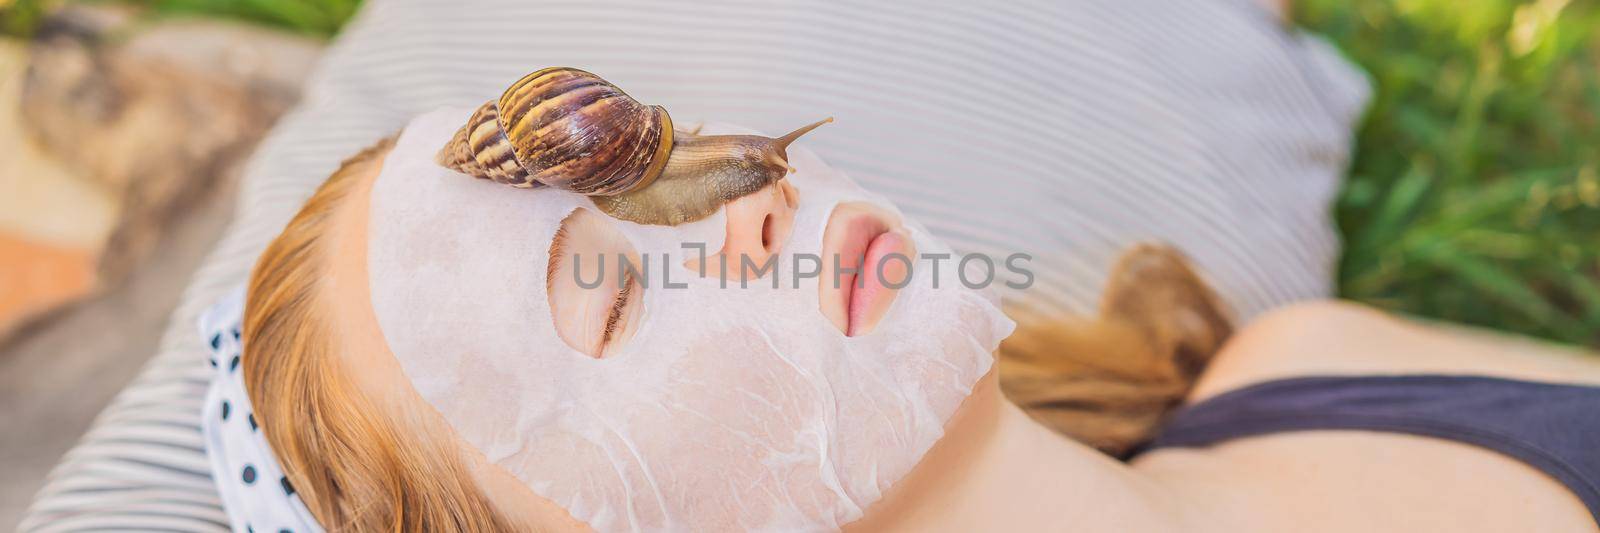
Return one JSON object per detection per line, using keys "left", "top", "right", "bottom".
{"left": 241, "top": 137, "right": 516, "bottom": 531}
{"left": 998, "top": 244, "right": 1233, "bottom": 457}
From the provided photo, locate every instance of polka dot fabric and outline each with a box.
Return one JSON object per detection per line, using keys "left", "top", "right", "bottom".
{"left": 199, "top": 287, "right": 323, "bottom": 533}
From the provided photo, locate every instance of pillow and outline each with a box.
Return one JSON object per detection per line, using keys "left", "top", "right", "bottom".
{"left": 17, "top": 0, "right": 1367, "bottom": 529}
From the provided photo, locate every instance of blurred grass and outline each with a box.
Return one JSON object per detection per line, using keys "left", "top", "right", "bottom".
{"left": 137, "top": 0, "right": 359, "bottom": 37}
{"left": 3, "top": 0, "right": 1599, "bottom": 345}
{"left": 0, "top": 0, "right": 51, "bottom": 37}
{"left": 0, "top": 0, "right": 358, "bottom": 38}
{"left": 1297, "top": 0, "right": 1600, "bottom": 346}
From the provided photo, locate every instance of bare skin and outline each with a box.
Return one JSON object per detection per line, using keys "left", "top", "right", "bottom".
{"left": 324, "top": 145, "right": 1600, "bottom": 531}
{"left": 1136, "top": 301, "right": 1600, "bottom": 532}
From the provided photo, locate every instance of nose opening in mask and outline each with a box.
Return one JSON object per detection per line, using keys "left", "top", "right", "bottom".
{"left": 761, "top": 214, "right": 776, "bottom": 251}
{"left": 684, "top": 181, "right": 799, "bottom": 281}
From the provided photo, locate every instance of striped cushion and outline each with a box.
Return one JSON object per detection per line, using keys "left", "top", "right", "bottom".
{"left": 18, "top": 0, "right": 1367, "bottom": 530}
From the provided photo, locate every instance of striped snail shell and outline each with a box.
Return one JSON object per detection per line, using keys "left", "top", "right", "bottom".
{"left": 437, "top": 67, "right": 830, "bottom": 226}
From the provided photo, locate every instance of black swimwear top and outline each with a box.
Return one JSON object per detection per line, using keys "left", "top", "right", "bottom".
{"left": 1140, "top": 375, "right": 1600, "bottom": 525}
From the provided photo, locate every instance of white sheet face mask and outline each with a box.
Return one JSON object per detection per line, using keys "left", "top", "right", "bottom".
{"left": 368, "top": 108, "right": 1014, "bottom": 531}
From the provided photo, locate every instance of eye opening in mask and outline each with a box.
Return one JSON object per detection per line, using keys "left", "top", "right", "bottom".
{"left": 546, "top": 208, "right": 645, "bottom": 358}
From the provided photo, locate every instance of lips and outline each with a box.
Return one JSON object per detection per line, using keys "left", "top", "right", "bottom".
{"left": 850, "top": 228, "right": 912, "bottom": 335}
{"left": 819, "top": 203, "right": 913, "bottom": 337}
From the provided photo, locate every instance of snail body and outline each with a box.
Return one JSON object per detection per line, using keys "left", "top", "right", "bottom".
{"left": 438, "top": 67, "right": 828, "bottom": 225}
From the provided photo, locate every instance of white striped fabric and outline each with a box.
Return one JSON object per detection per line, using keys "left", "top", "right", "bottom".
{"left": 18, "top": 0, "right": 1367, "bottom": 530}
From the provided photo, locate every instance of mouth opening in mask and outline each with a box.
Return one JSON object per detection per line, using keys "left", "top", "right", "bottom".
{"left": 819, "top": 202, "right": 916, "bottom": 337}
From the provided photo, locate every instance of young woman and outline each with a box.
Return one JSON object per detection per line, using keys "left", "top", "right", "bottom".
{"left": 200, "top": 109, "right": 1600, "bottom": 532}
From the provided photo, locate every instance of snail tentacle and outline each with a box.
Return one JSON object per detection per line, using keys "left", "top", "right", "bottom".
{"left": 592, "top": 118, "right": 832, "bottom": 226}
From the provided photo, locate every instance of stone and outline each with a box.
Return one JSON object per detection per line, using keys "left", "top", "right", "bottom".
{"left": 0, "top": 4, "right": 321, "bottom": 339}
{"left": 0, "top": 39, "right": 112, "bottom": 338}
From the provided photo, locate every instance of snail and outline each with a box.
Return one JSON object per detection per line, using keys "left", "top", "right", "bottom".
{"left": 437, "top": 67, "right": 830, "bottom": 226}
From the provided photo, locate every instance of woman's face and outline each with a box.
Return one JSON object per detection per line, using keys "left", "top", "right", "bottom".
{"left": 324, "top": 109, "right": 1012, "bottom": 531}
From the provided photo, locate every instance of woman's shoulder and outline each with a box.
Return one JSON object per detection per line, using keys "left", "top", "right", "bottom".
{"left": 1186, "top": 300, "right": 1600, "bottom": 403}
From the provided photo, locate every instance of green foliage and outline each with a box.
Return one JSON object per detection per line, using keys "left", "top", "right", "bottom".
{"left": 1298, "top": 0, "right": 1600, "bottom": 346}
{"left": 135, "top": 0, "right": 360, "bottom": 37}
{"left": 0, "top": 0, "right": 360, "bottom": 38}
{"left": 0, "top": 0, "right": 56, "bottom": 38}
